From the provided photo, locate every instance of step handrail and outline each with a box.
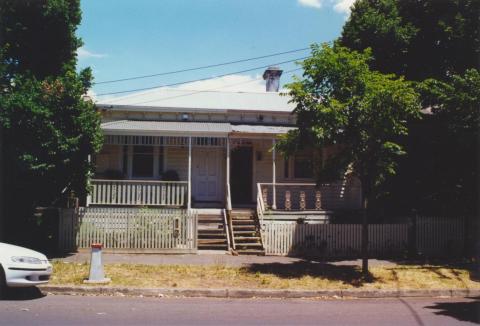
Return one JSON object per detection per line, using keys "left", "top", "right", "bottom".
{"left": 222, "top": 209, "right": 232, "bottom": 251}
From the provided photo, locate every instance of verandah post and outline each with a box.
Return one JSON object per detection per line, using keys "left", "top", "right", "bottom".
{"left": 187, "top": 136, "right": 192, "bottom": 211}
{"left": 272, "top": 138, "right": 277, "bottom": 210}
{"left": 226, "top": 137, "right": 232, "bottom": 211}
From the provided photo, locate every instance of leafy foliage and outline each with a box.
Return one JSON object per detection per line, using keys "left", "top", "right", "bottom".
{"left": 340, "top": 0, "right": 480, "bottom": 82}
{"left": 376, "top": 70, "right": 479, "bottom": 217}
{"left": 339, "top": 0, "right": 479, "bottom": 216}
{"left": 279, "top": 44, "right": 420, "bottom": 199}
{"left": 0, "top": 73, "right": 102, "bottom": 207}
{"left": 0, "top": 0, "right": 82, "bottom": 79}
{"left": 0, "top": 0, "right": 102, "bottom": 244}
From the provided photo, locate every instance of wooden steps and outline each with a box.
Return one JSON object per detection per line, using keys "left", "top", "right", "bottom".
{"left": 197, "top": 212, "right": 228, "bottom": 251}
{"left": 231, "top": 209, "right": 265, "bottom": 255}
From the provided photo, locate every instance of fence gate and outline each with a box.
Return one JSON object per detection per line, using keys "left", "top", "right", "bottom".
{"left": 59, "top": 207, "right": 197, "bottom": 253}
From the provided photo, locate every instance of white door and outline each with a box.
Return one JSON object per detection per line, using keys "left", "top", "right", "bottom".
{"left": 193, "top": 148, "right": 222, "bottom": 202}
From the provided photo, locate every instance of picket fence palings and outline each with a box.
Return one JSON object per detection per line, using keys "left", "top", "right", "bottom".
{"left": 58, "top": 207, "right": 197, "bottom": 252}
{"left": 261, "top": 217, "right": 464, "bottom": 257}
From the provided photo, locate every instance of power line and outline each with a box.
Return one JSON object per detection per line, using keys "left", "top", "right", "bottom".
{"left": 120, "top": 68, "right": 303, "bottom": 106}
{"left": 96, "top": 56, "right": 309, "bottom": 97}
{"left": 95, "top": 47, "right": 310, "bottom": 85}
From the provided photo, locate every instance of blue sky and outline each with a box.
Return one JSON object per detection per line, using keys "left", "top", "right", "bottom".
{"left": 77, "top": 0, "right": 354, "bottom": 99}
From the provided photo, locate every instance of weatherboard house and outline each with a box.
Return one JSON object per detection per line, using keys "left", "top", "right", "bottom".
{"left": 86, "top": 67, "right": 361, "bottom": 253}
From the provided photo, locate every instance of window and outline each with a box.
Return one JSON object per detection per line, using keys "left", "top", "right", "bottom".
{"left": 293, "top": 154, "right": 313, "bottom": 179}
{"left": 132, "top": 146, "right": 154, "bottom": 178}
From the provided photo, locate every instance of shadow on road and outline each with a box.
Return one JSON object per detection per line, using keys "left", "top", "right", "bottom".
{"left": 425, "top": 296, "right": 480, "bottom": 324}
{"left": 245, "top": 261, "right": 376, "bottom": 287}
{"left": 1, "top": 287, "right": 46, "bottom": 301}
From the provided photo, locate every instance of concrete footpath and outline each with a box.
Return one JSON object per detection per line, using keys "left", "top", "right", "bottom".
{"left": 53, "top": 252, "right": 398, "bottom": 267}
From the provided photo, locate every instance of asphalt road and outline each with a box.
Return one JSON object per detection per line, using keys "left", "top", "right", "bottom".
{"left": 0, "top": 293, "right": 478, "bottom": 326}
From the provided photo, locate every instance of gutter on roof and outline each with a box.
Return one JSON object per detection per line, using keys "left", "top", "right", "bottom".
{"left": 96, "top": 104, "right": 293, "bottom": 115}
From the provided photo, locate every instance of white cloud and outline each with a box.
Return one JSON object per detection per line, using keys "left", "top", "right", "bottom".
{"left": 332, "top": 0, "right": 355, "bottom": 15}
{"left": 298, "top": 0, "right": 355, "bottom": 16}
{"left": 77, "top": 47, "right": 107, "bottom": 59}
{"left": 298, "top": 0, "right": 323, "bottom": 9}
{"left": 175, "top": 74, "right": 266, "bottom": 92}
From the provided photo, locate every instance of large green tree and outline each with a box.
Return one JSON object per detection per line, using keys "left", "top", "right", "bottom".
{"left": 0, "top": 0, "right": 82, "bottom": 79}
{"left": 0, "top": 0, "right": 102, "bottom": 245}
{"left": 339, "top": 0, "right": 479, "bottom": 217}
{"left": 340, "top": 0, "right": 480, "bottom": 82}
{"left": 280, "top": 44, "right": 420, "bottom": 274}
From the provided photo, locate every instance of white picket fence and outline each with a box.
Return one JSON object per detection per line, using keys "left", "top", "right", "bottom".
{"left": 262, "top": 216, "right": 464, "bottom": 257}
{"left": 59, "top": 207, "right": 197, "bottom": 253}
{"left": 416, "top": 216, "right": 465, "bottom": 256}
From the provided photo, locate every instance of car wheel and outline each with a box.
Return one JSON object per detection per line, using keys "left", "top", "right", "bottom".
{"left": 0, "top": 265, "right": 6, "bottom": 299}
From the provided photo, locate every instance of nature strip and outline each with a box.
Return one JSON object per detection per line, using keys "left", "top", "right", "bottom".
{"left": 39, "top": 285, "right": 480, "bottom": 299}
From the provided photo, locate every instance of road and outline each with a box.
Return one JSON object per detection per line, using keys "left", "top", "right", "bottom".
{"left": 0, "top": 293, "right": 478, "bottom": 325}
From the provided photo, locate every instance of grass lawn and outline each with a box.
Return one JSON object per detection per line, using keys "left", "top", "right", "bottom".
{"left": 50, "top": 261, "right": 480, "bottom": 291}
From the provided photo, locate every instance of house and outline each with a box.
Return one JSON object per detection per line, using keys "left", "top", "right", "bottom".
{"left": 86, "top": 67, "right": 361, "bottom": 254}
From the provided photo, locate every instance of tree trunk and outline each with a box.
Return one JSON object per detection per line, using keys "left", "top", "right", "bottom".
{"left": 361, "top": 191, "right": 369, "bottom": 277}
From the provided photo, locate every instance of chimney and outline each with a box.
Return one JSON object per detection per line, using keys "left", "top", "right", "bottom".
{"left": 263, "top": 66, "right": 283, "bottom": 92}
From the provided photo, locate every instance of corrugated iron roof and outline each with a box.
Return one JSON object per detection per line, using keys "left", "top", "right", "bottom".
{"left": 231, "top": 125, "right": 296, "bottom": 134}
{"left": 97, "top": 88, "right": 295, "bottom": 113}
{"left": 101, "top": 120, "right": 297, "bottom": 136}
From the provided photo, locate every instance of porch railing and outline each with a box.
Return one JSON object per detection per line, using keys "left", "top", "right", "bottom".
{"left": 257, "top": 182, "right": 362, "bottom": 211}
{"left": 90, "top": 179, "right": 188, "bottom": 207}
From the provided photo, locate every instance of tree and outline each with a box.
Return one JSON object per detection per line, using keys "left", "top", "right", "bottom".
{"left": 417, "top": 70, "right": 480, "bottom": 214}
{"left": 340, "top": 0, "right": 480, "bottom": 82}
{"left": 279, "top": 44, "right": 420, "bottom": 274}
{"left": 0, "top": 0, "right": 82, "bottom": 79}
{"left": 0, "top": 0, "right": 102, "bottom": 245}
{"left": 338, "top": 0, "right": 480, "bottom": 217}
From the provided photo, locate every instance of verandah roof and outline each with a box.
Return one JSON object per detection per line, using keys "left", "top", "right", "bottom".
{"left": 101, "top": 120, "right": 296, "bottom": 137}
{"left": 101, "top": 120, "right": 232, "bottom": 136}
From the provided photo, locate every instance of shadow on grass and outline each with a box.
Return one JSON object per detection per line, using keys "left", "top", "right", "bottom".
{"left": 425, "top": 296, "right": 480, "bottom": 324}
{"left": 244, "top": 261, "right": 377, "bottom": 287}
{"left": 385, "top": 258, "right": 480, "bottom": 283}
{"left": 1, "top": 287, "right": 45, "bottom": 301}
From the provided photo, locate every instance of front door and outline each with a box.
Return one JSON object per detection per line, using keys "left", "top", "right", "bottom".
{"left": 193, "top": 148, "right": 222, "bottom": 202}
{"left": 230, "top": 146, "right": 253, "bottom": 205}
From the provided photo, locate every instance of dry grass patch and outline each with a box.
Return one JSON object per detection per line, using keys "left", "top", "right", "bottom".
{"left": 50, "top": 261, "right": 480, "bottom": 290}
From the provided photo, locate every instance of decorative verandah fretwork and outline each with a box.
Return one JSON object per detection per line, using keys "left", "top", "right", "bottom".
{"left": 103, "top": 135, "right": 227, "bottom": 148}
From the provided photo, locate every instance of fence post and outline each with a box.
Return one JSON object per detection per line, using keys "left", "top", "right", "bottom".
{"left": 408, "top": 210, "right": 418, "bottom": 258}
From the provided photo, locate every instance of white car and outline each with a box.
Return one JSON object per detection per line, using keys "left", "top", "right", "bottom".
{"left": 0, "top": 242, "right": 53, "bottom": 296}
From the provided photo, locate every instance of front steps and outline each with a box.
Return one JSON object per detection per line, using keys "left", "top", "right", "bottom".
{"left": 230, "top": 209, "right": 265, "bottom": 255}
{"left": 197, "top": 210, "right": 228, "bottom": 251}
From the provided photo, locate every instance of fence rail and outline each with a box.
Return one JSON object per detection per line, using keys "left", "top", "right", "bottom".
{"left": 89, "top": 179, "right": 188, "bottom": 207}
{"left": 59, "top": 207, "right": 197, "bottom": 253}
{"left": 262, "top": 216, "right": 464, "bottom": 257}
